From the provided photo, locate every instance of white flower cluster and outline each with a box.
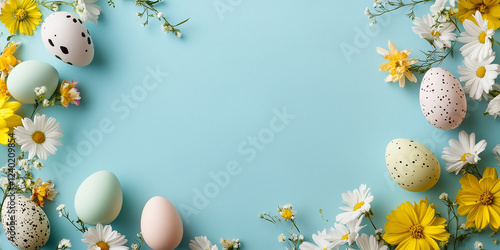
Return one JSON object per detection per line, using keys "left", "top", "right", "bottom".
{"left": 411, "top": 1, "right": 500, "bottom": 115}
{"left": 299, "top": 184, "right": 386, "bottom": 250}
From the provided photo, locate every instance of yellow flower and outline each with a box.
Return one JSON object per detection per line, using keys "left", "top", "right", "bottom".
{"left": 281, "top": 209, "right": 293, "bottom": 220}
{"left": 0, "top": 0, "right": 42, "bottom": 35}
{"left": 456, "top": 167, "right": 500, "bottom": 231}
{"left": 59, "top": 80, "right": 81, "bottom": 108}
{"left": 0, "top": 96, "right": 22, "bottom": 145}
{"left": 0, "top": 79, "right": 9, "bottom": 98}
{"left": 377, "top": 41, "right": 418, "bottom": 88}
{"left": 30, "top": 178, "right": 58, "bottom": 207}
{"left": 456, "top": 0, "right": 500, "bottom": 30}
{"left": 383, "top": 198, "right": 450, "bottom": 249}
{"left": 0, "top": 41, "right": 20, "bottom": 74}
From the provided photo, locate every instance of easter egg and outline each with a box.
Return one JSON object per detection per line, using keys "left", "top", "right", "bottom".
{"left": 385, "top": 138, "right": 440, "bottom": 192}
{"left": 74, "top": 170, "right": 123, "bottom": 225}
{"left": 420, "top": 67, "right": 467, "bottom": 130}
{"left": 6, "top": 60, "right": 59, "bottom": 104}
{"left": 41, "top": 11, "right": 94, "bottom": 66}
{"left": 1, "top": 194, "right": 50, "bottom": 250}
{"left": 141, "top": 196, "right": 183, "bottom": 250}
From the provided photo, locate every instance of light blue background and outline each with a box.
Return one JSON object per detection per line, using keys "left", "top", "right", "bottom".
{"left": 0, "top": 0, "right": 499, "bottom": 249}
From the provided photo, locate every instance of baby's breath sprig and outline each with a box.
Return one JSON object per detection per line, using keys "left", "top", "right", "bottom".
{"left": 366, "top": 0, "right": 434, "bottom": 26}
{"left": 439, "top": 193, "right": 482, "bottom": 249}
{"left": 410, "top": 41, "right": 456, "bottom": 74}
{"left": 57, "top": 204, "right": 88, "bottom": 233}
{"left": 131, "top": 233, "right": 145, "bottom": 250}
{"left": 37, "top": 0, "right": 73, "bottom": 12}
{"left": 259, "top": 204, "right": 302, "bottom": 249}
{"left": 134, "top": 0, "right": 189, "bottom": 37}
{"left": 220, "top": 238, "right": 240, "bottom": 250}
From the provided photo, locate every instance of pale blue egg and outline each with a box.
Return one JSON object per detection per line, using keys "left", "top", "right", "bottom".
{"left": 74, "top": 170, "right": 123, "bottom": 225}
{"left": 6, "top": 60, "right": 59, "bottom": 104}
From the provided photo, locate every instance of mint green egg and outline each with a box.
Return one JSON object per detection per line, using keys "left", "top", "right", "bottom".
{"left": 74, "top": 170, "right": 123, "bottom": 226}
{"left": 6, "top": 60, "right": 59, "bottom": 104}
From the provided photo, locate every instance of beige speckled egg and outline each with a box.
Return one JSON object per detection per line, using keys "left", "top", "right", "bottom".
{"left": 1, "top": 194, "right": 50, "bottom": 250}
{"left": 386, "top": 138, "right": 440, "bottom": 192}
{"left": 420, "top": 67, "right": 467, "bottom": 130}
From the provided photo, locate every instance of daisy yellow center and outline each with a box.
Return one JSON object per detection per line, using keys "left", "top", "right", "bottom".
{"left": 476, "top": 67, "right": 486, "bottom": 78}
{"left": 96, "top": 241, "right": 110, "bottom": 250}
{"left": 15, "top": 9, "right": 28, "bottom": 21}
{"left": 431, "top": 30, "right": 441, "bottom": 37}
{"left": 480, "top": 192, "right": 494, "bottom": 205}
{"left": 281, "top": 209, "right": 293, "bottom": 220}
{"left": 354, "top": 201, "right": 365, "bottom": 211}
{"left": 409, "top": 224, "right": 424, "bottom": 239}
{"left": 477, "top": 4, "right": 488, "bottom": 14}
{"left": 479, "top": 31, "right": 487, "bottom": 44}
{"left": 461, "top": 153, "right": 472, "bottom": 161}
{"left": 341, "top": 233, "right": 349, "bottom": 240}
{"left": 32, "top": 131, "right": 46, "bottom": 144}
{"left": 36, "top": 185, "right": 48, "bottom": 197}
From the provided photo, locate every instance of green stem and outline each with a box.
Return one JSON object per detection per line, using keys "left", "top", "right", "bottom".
{"left": 291, "top": 219, "right": 300, "bottom": 233}
{"left": 366, "top": 213, "right": 378, "bottom": 231}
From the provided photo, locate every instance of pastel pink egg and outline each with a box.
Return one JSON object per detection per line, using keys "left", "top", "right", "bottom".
{"left": 141, "top": 196, "right": 183, "bottom": 250}
{"left": 419, "top": 67, "right": 467, "bottom": 130}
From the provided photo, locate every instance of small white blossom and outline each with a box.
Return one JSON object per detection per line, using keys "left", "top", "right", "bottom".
{"left": 51, "top": 4, "right": 59, "bottom": 12}
{"left": 364, "top": 7, "right": 371, "bottom": 16}
{"left": 56, "top": 204, "right": 66, "bottom": 211}
{"left": 34, "top": 86, "right": 47, "bottom": 96}
{"left": 439, "top": 192, "right": 449, "bottom": 200}
{"left": 460, "top": 223, "right": 469, "bottom": 230}
{"left": 494, "top": 145, "right": 500, "bottom": 166}
{"left": 278, "top": 233, "right": 286, "bottom": 242}
{"left": 131, "top": 243, "right": 139, "bottom": 250}
{"left": 0, "top": 177, "right": 9, "bottom": 189}
{"left": 291, "top": 233, "right": 298, "bottom": 242}
{"left": 42, "top": 99, "right": 50, "bottom": 107}
{"left": 474, "top": 240, "right": 484, "bottom": 250}
{"left": 299, "top": 235, "right": 304, "bottom": 241}
{"left": 33, "top": 160, "right": 43, "bottom": 170}
{"left": 157, "top": 12, "right": 163, "bottom": 18}
{"left": 57, "top": 238, "right": 71, "bottom": 249}
{"left": 136, "top": 12, "right": 142, "bottom": 18}
{"left": 175, "top": 31, "right": 182, "bottom": 38}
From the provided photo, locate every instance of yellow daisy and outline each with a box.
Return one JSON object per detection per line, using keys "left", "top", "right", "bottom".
{"left": 0, "top": 96, "right": 22, "bottom": 145}
{"left": 456, "top": 0, "right": 500, "bottom": 30}
{"left": 456, "top": 167, "right": 500, "bottom": 231}
{"left": 383, "top": 198, "right": 450, "bottom": 249}
{"left": 377, "top": 40, "right": 418, "bottom": 88}
{"left": 0, "top": 79, "right": 9, "bottom": 98}
{"left": 30, "top": 178, "right": 58, "bottom": 207}
{"left": 0, "top": 41, "right": 20, "bottom": 74}
{"left": 0, "top": 0, "right": 42, "bottom": 35}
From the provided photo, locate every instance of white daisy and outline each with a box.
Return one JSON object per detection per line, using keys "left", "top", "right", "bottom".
{"left": 189, "top": 236, "right": 218, "bottom": 250}
{"left": 457, "top": 11, "right": 494, "bottom": 61}
{"left": 299, "top": 230, "right": 334, "bottom": 250}
{"left": 493, "top": 145, "right": 500, "bottom": 166}
{"left": 458, "top": 53, "right": 499, "bottom": 101}
{"left": 486, "top": 94, "right": 500, "bottom": 118}
{"left": 336, "top": 184, "right": 374, "bottom": 224}
{"left": 441, "top": 130, "right": 487, "bottom": 174}
{"left": 356, "top": 234, "right": 388, "bottom": 250}
{"left": 412, "top": 14, "right": 456, "bottom": 50}
{"left": 14, "top": 114, "right": 63, "bottom": 160}
{"left": 81, "top": 224, "right": 128, "bottom": 250}
{"left": 75, "top": 0, "right": 102, "bottom": 24}
{"left": 324, "top": 215, "right": 366, "bottom": 248}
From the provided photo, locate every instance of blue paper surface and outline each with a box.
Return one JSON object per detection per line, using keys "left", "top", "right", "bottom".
{"left": 0, "top": 0, "right": 499, "bottom": 249}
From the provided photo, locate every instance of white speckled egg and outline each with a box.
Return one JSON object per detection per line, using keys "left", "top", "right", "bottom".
{"left": 1, "top": 194, "right": 50, "bottom": 250}
{"left": 420, "top": 67, "right": 467, "bottom": 130}
{"left": 41, "top": 11, "right": 94, "bottom": 66}
{"left": 74, "top": 170, "right": 123, "bottom": 225}
{"left": 386, "top": 138, "right": 440, "bottom": 192}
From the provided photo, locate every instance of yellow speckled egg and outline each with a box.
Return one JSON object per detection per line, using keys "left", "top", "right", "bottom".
{"left": 385, "top": 138, "right": 440, "bottom": 192}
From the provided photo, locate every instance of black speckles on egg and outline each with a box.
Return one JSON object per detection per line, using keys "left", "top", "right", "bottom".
{"left": 419, "top": 67, "right": 467, "bottom": 130}
{"left": 41, "top": 11, "right": 95, "bottom": 67}
{"left": 386, "top": 138, "right": 441, "bottom": 192}
{"left": 1, "top": 194, "right": 50, "bottom": 249}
